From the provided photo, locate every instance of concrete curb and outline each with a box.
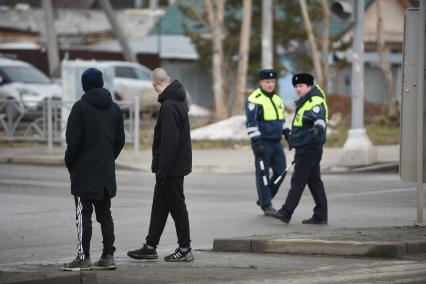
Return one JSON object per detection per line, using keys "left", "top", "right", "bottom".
{"left": 213, "top": 238, "right": 426, "bottom": 258}
{"left": 0, "top": 271, "right": 97, "bottom": 284}
{"left": 0, "top": 155, "right": 399, "bottom": 174}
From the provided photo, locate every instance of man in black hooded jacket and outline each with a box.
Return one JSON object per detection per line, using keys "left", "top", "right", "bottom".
{"left": 62, "top": 68, "right": 125, "bottom": 271}
{"left": 127, "top": 68, "right": 193, "bottom": 262}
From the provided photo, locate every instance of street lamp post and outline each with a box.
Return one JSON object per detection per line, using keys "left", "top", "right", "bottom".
{"left": 261, "top": 0, "right": 273, "bottom": 68}
{"left": 332, "top": 0, "right": 377, "bottom": 166}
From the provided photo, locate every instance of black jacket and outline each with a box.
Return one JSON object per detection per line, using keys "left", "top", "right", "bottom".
{"left": 65, "top": 88, "right": 125, "bottom": 200}
{"left": 151, "top": 80, "right": 192, "bottom": 179}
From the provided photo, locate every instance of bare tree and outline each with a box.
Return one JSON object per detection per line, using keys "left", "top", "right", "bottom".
{"left": 320, "top": 0, "right": 329, "bottom": 89}
{"left": 232, "top": 0, "right": 252, "bottom": 116}
{"left": 204, "top": 0, "right": 228, "bottom": 120}
{"left": 376, "top": 0, "right": 398, "bottom": 117}
{"left": 299, "top": 0, "right": 324, "bottom": 86}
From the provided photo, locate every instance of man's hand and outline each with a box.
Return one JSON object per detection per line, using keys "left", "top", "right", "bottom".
{"left": 254, "top": 142, "right": 264, "bottom": 158}
{"left": 308, "top": 127, "right": 320, "bottom": 139}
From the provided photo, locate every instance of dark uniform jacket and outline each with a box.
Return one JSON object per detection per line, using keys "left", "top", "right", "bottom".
{"left": 65, "top": 88, "right": 125, "bottom": 200}
{"left": 245, "top": 88, "right": 290, "bottom": 144}
{"left": 291, "top": 85, "right": 328, "bottom": 148}
{"left": 151, "top": 80, "right": 192, "bottom": 179}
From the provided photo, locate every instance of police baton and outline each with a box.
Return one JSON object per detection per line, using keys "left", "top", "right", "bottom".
{"left": 258, "top": 158, "right": 268, "bottom": 186}
{"left": 273, "top": 160, "right": 295, "bottom": 185}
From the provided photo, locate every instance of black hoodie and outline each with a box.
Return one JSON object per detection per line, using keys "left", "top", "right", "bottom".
{"left": 151, "top": 80, "right": 192, "bottom": 179}
{"left": 65, "top": 88, "right": 125, "bottom": 200}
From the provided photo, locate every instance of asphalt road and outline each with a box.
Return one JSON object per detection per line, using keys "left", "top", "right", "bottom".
{"left": 0, "top": 164, "right": 425, "bottom": 283}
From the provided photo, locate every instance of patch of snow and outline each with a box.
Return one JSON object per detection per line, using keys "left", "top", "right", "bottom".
{"left": 190, "top": 111, "right": 336, "bottom": 141}
{"left": 191, "top": 115, "right": 248, "bottom": 141}
{"left": 189, "top": 104, "right": 210, "bottom": 117}
{"left": 0, "top": 41, "right": 40, "bottom": 49}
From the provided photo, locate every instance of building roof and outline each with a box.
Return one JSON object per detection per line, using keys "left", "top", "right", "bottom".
{"left": 0, "top": 7, "right": 158, "bottom": 38}
{"left": 86, "top": 34, "right": 198, "bottom": 60}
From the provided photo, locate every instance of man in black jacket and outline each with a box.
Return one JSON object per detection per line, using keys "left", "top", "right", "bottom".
{"left": 127, "top": 68, "right": 193, "bottom": 262}
{"left": 62, "top": 68, "right": 125, "bottom": 271}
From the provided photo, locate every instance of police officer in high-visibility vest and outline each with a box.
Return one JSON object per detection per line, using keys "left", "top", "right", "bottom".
{"left": 245, "top": 69, "right": 292, "bottom": 216}
{"left": 272, "top": 73, "right": 328, "bottom": 224}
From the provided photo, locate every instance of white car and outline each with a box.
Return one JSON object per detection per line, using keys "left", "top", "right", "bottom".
{"left": 95, "top": 61, "right": 159, "bottom": 113}
{"left": 94, "top": 61, "right": 191, "bottom": 114}
{"left": 0, "top": 58, "right": 61, "bottom": 108}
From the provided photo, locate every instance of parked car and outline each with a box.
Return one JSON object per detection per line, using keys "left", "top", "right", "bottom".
{"left": 89, "top": 61, "right": 191, "bottom": 115}
{"left": 0, "top": 58, "right": 61, "bottom": 109}
{"left": 91, "top": 61, "right": 159, "bottom": 114}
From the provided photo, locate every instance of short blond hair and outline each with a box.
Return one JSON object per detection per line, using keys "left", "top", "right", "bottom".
{"left": 151, "top": 68, "right": 170, "bottom": 86}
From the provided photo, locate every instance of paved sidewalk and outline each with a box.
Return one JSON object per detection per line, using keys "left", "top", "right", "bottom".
{"left": 214, "top": 226, "right": 426, "bottom": 258}
{"left": 0, "top": 145, "right": 399, "bottom": 174}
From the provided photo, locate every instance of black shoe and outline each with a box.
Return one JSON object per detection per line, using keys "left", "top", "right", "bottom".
{"left": 127, "top": 244, "right": 158, "bottom": 260}
{"left": 302, "top": 217, "right": 327, "bottom": 224}
{"left": 270, "top": 210, "right": 291, "bottom": 224}
{"left": 164, "top": 248, "right": 194, "bottom": 262}
{"left": 262, "top": 205, "right": 277, "bottom": 216}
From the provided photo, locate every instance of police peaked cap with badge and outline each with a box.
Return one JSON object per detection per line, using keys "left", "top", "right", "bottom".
{"left": 292, "top": 73, "right": 314, "bottom": 87}
{"left": 258, "top": 69, "right": 277, "bottom": 80}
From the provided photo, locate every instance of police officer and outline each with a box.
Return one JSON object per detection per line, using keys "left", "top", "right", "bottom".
{"left": 272, "top": 73, "right": 328, "bottom": 224}
{"left": 245, "top": 69, "right": 292, "bottom": 216}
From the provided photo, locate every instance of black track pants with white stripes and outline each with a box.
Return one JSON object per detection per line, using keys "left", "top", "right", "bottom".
{"left": 74, "top": 193, "right": 116, "bottom": 260}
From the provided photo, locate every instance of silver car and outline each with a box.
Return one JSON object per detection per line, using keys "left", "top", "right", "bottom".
{"left": 0, "top": 58, "right": 61, "bottom": 108}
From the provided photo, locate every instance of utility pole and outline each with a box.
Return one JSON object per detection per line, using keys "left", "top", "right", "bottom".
{"left": 42, "top": 0, "right": 60, "bottom": 77}
{"left": 98, "top": 0, "right": 138, "bottom": 63}
{"left": 339, "top": 0, "right": 377, "bottom": 166}
{"left": 416, "top": 0, "right": 425, "bottom": 226}
{"left": 261, "top": 0, "right": 273, "bottom": 68}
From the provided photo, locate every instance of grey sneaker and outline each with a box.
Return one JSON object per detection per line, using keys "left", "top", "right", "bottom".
{"left": 93, "top": 254, "right": 117, "bottom": 270}
{"left": 262, "top": 205, "right": 277, "bottom": 216}
{"left": 164, "top": 248, "right": 194, "bottom": 262}
{"left": 61, "top": 257, "right": 92, "bottom": 271}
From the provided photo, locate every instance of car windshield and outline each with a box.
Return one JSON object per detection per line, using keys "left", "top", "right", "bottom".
{"left": 2, "top": 66, "right": 51, "bottom": 84}
{"left": 135, "top": 68, "right": 151, "bottom": 81}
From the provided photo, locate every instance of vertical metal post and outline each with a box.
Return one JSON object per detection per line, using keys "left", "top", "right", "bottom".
{"left": 134, "top": 96, "right": 140, "bottom": 154}
{"left": 42, "top": 0, "right": 60, "bottom": 77}
{"left": 339, "top": 0, "right": 376, "bottom": 167}
{"left": 416, "top": 2, "right": 425, "bottom": 226}
{"left": 47, "top": 97, "right": 53, "bottom": 154}
{"left": 351, "top": 0, "right": 364, "bottom": 129}
{"left": 261, "top": 0, "right": 273, "bottom": 68}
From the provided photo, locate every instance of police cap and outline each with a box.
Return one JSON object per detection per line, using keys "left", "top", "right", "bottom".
{"left": 292, "top": 73, "right": 314, "bottom": 87}
{"left": 258, "top": 69, "right": 277, "bottom": 80}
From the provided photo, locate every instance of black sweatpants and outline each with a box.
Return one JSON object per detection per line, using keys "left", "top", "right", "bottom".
{"left": 74, "top": 193, "right": 115, "bottom": 260}
{"left": 279, "top": 145, "right": 328, "bottom": 220}
{"left": 145, "top": 176, "right": 191, "bottom": 248}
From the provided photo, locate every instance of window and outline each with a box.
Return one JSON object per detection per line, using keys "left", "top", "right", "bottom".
{"left": 115, "top": 66, "right": 137, "bottom": 79}
{"left": 1, "top": 66, "right": 50, "bottom": 84}
{"left": 134, "top": 68, "right": 151, "bottom": 81}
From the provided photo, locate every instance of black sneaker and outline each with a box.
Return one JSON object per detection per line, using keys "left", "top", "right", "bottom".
{"left": 127, "top": 244, "right": 158, "bottom": 260}
{"left": 262, "top": 205, "right": 277, "bottom": 216}
{"left": 270, "top": 210, "right": 291, "bottom": 224}
{"left": 164, "top": 248, "right": 194, "bottom": 262}
{"left": 302, "top": 217, "right": 327, "bottom": 224}
{"left": 93, "top": 254, "right": 117, "bottom": 270}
